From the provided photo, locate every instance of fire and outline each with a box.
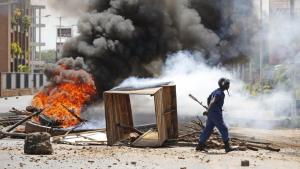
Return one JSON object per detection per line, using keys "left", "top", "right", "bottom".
{"left": 31, "top": 61, "right": 96, "bottom": 128}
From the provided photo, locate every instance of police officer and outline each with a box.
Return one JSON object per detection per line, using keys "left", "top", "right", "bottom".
{"left": 196, "top": 78, "right": 237, "bottom": 153}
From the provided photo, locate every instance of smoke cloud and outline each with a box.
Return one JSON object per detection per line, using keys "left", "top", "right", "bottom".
{"left": 268, "top": 16, "right": 300, "bottom": 64}
{"left": 117, "top": 51, "right": 295, "bottom": 129}
{"left": 43, "top": 0, "right": 300, "bottom": 129}
{"left": 47, "top": 0, "right": 89, "bottom": 17}
{"left": 42, "top": 57, "right": 95, "bottom": 92}
{"left": 61, "top": 0, "right": 260, "bottom": 94}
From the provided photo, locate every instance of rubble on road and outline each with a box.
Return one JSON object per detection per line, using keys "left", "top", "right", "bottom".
{"left": 52, "top": 130, "right": 107, "bottom": 146}
{"left": 1, "top": 106, "right": 280, "bottom": 153}
{"left": 0, "top": 108, "right": 30, "bottom": 127}
{"left": 178, "top": 116, "right": 281, "bottom": 152}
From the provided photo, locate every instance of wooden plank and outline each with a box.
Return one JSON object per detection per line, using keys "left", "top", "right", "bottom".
{"left": 154, "top": 88, "right": 167, "bottom": 146}
{"left": 105, "top": 87, "right": 161, "bottom": 95}
{"left": 105, "top": 92, "right": 133, "bottom": 146}
{"left": 162, "top": 85, "right": 178, "bottom": 139}
{"left": 116, "top": 94, "right": 133, "bottom": 140}
{"left": 169, "top": 85, "right": 178, "bottom": 138}
{"left": 104, "top": 93, "right": 114, "bottom": 145}
{"left": 131, "top": 130, "right": 160, "bottom": 147}
{"left": 113, "top": 94, "right": 121, "bottom": 142}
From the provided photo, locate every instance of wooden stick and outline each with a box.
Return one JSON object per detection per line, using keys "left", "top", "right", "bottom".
{"left": 231, "top": 137, "right": 271, "bottom": 145}
{"left": 75, "top": 134, "right": 100, "bottom": 142}
{"left": 0, "top": 129, "right": 27, "bottom": 139}
{"left": 61, "top": 104, "right": 87, "bottom": 122}
{"left": 117, "top": 123, "right": 143, "bottom": 135}
{"left": 188, "top": 94, "right": 208, "bottom": 110}
{"left": 9, "top": 107, "right": 32, "bottom": 116}
{"left": 61, "top": 122, "right": 85, "bottom": 138}
{"left": 245, "top": 143, "right": 280, "bottom": 152}
{"left": 178, "top": 131, "right": 199, "bottom": 138}
{"left": 0, "top": 110, "right": 42, "bottom": 139}
{"left": 52, "top": 128, "right": 106, "bottom": 140}
{"left": 6, "top": 110, "right": 42, "bottom": 133}
{"left": 247, "top": 146, "right": 259, "bottom": 151}
{"left": 74, "top": 141, "right": 107, "bottom": 145}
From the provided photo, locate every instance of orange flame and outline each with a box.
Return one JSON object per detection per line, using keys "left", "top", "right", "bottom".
{"left": 31, "top": 69, "right": 96, "bottom": 128}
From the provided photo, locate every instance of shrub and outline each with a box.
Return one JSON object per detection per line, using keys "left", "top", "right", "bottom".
{"left": 22, "top": 15, "right": 31, "bottom": 32}
{"left": 11, "top": 42, "right": 22, "bottom": 57}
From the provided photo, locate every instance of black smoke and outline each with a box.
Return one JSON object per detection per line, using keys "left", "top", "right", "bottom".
{"left": 62, "top": 0, "right": 257, "bottom": 95}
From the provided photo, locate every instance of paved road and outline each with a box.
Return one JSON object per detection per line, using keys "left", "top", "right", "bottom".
{"left": 0, "top": 136, "right": 299, "bottom": 169}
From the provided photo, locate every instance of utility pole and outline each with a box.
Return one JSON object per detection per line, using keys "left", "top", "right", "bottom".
{"left": 59, "top": 16, "right": 62, "bottom": 51}
{"left": 38, "top": 8, "right": 42, "bottom": 61}
{"left": 290, "top": 0, "right": 296, "bottom": 116}
{"left": 259, "top": 0, "right": 263, "bottom": 93}
{"left": 56, "top": 16, "right": 62, "bottom": 62}
{"left": 290, "top": 0, "right": 295, "bottom": 18}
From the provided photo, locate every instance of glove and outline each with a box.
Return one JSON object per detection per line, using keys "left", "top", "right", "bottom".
{"left": 203, "top": 111, "right": 208, "bottom": 116}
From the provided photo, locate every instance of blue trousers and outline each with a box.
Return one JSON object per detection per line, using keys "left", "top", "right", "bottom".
{"left": 198, "top": 112, "right": 229, "bottom": 144}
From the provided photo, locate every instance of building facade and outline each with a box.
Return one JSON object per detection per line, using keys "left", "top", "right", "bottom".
{"left": 0, "top": 0, "right": 46, "bottom": 73}
{"left": 0, "top": 0, "right": 32, "bottom": 73}
{"left": 0, "top": 0, "right": 12, "bottom": 73}
{"left": 0, "top": 0, "right": 47, "bottom": 97}
{"left": 30, "top": 4, "right": 46, "bottom": 72}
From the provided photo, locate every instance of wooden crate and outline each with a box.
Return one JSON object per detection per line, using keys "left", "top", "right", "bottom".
{"left": 104, "top": 84, "right": 178, "bottom": 147}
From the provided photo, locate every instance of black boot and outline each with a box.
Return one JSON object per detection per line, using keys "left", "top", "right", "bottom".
{"left": 195, "top": 143, "right": 207, "bottom": 152}
{"left": 224, "top": 141, "right": 237, "bottom": 153}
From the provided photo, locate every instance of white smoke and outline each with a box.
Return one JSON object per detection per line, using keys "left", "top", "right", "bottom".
{"left": 116, "top": 51, "right": 295, "bottom": 129}
{"left": 46, "top": 0, "right": 89, "bottom": 17}
{"left": 267, "top": 15, "right": 300, "bottom": 64}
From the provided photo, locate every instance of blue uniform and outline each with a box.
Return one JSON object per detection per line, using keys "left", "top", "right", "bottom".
{"left": 199, "top": 88, "right": 229, "bottom": 144}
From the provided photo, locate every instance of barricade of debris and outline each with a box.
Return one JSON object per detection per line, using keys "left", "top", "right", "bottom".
{"left": 1, "top": 106, "right": 280, "bottom": 153}
{"left": 0, "top": 107, "right": 30, "bottom": 127}
{"left": 0, "top": 107, "right": 45, "bottom": 139}
{"left": 178, "top": 116, "right": 281, "bottom": 152}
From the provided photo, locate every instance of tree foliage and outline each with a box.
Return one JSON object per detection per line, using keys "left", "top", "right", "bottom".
{"left": 18, "top": 64, "right": 30, "bottom": 73}
{"left": 38, "top": 50, "right": 56, "bottom": 63}
{"left": 11, "top": 42, "right": 22, "bottom": 57}
{"left": 11, "top": 8, "right": 22, "bottom": 26}
{"left": 22, "top": 15, "right": 31, "bottom": 32}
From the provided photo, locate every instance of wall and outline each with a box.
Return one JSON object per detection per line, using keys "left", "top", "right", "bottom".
{"left": 0, "top": 72, "right": 46, "bottom": 97}
{"left": 0, "top": 3, "right": 11, "bottom": 72}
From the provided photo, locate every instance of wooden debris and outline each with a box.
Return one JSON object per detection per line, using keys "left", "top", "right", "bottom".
{"left": 131, "top": 130, "right": 160, "bottom": 147}
{"left": 104, "top": 84, "right": 178, "bottom": 147}
{"left": 246, "top": 146, "right": 258, "bottom": 151}
{"left": 52, "top": 130, "right": 107, "bottom": 146}
{"left": 61, "top": 104, "right": 87, "bottom": 122}
{"left": 245, "top": 143, "right": 280, "bottom": 152}
{"left": 178, "top": 117, "right": 280, "bottom": 152}
{"left": 117, "top": 123, "right": 143, "bottom": 135}
{"left": 0, "top": 112, "right": 28, "bottom": 127}
{"left": 11, "top": 107, "right": 32, "bottom": 116}
{"left": 0, "top": 109, "right": 43, "bottom": 139}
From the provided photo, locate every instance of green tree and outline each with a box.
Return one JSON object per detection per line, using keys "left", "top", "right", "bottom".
{"left": 38, "top": 50, "right": 56, "bottom": 63}
{"left": 11, "top": 42, "right": 22, "bottom": 57}
{"left": 11, "top": 8, "right": 22, "bottom": 27}
{"left": 273, "top": 65, "right": 292, "bottom": 89}
{"left": 18, "top": 64, "right": 30, "bottom": 73}
{"left": 22, "top": 15, "right": 31, "bottom": 32}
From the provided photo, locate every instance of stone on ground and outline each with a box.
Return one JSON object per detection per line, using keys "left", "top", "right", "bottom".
{"left": 24, "top": 132, "right": 53, "bottom": 155}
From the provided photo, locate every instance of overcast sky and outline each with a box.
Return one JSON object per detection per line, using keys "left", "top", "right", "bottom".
{"left": 31, "top": 0, "right": 79, "bottom": 51}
